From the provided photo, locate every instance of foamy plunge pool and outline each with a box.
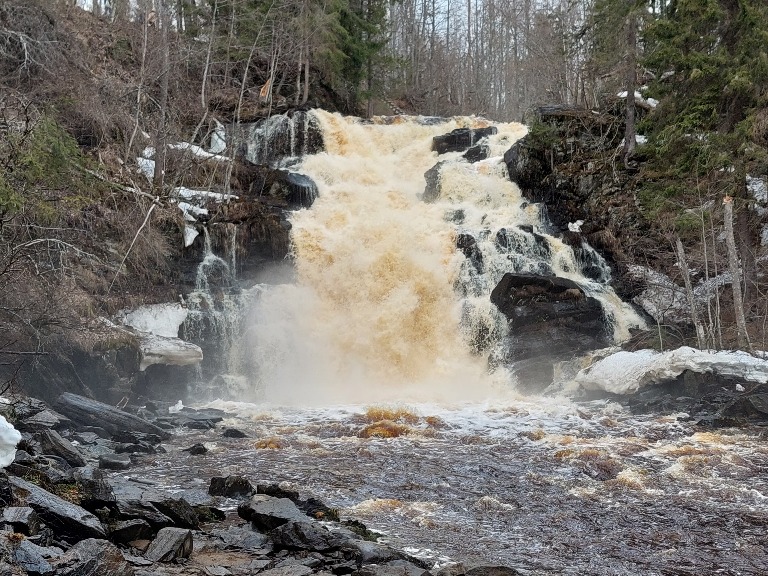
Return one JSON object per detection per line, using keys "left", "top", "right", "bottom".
{"left": 123, "top": 398, "right": 768, "bottom": 575}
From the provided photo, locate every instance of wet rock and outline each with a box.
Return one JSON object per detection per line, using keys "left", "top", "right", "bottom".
{"left": 422, "top": 161, "right": 446, "bottom": 203}
{"left": 465, "top": 566, "right": 528, "bottom": 576}
{"left": 463, "top": 143, "right": 490, "bottom": 163}
{"left": 2, "top": 507, "right": 41, "bottom": 535}
{"left": 8, "top": 476, "right": 106, "bottom": 542}
{"left": 99, "top": 454, "right": 132, "bottom": 470}
{"left": 114, "top": 442, "right": 158, "bottom": 455}
{"left": 36, "top": 430, "right": 85, "bottom": 467}
{"left": 340, "top": 540, "right": 403, "bottom": 565}
{"left": 54, "top": 393, "right": 170, "bottom": 440}
{"left": 719, "top": 394, "right": 768, "bottom": 422}
{"left": 269, "top": 520, "right": 339, "bottom": 551}
{"left": 209, "top": 475, "right": 254, "bottom": 498}
{"left": 55, "top": 538, "right": 134, "bottom": 576}
{"left": 145, "top": 496, "right": 199, "bottom": 529}
{"left": 258, "top": 484, "right": 300, "bottom": 502}
{"left": 221, "top": 428, "right": 248, "bottom": 438}
{"left": 111, "top": 431, "right": 163, "bottom": 446}
{"left": 204, "top": 567, "right": 232, "bottom": 576}
{"left": 110, "top": 519, "right": 153, "bottom": 544}
{"left": 183, "top": 443, "right": 207, "bottom": 455}
{"left": 238, "top": 494, "right": 307, "bottom": 531}
{"left": 456, "top": 233, "right": 483, "bottom": 273}
{"left": 432, "top": 127, "right": 497, "bottom": 155}
{"left": 491, "top": 273, "right": 610, "bottom": 391}
{"left": 144, "top": 527, "right": 193, "bottom": 562}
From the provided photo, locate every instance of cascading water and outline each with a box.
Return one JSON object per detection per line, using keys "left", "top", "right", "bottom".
{"left": 240, "top": 111, "right": 644, "bottom": 404}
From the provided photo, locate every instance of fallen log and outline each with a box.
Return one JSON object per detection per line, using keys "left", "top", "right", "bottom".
{"left": 54, "top": 393, "right": 171, "bottom": 440}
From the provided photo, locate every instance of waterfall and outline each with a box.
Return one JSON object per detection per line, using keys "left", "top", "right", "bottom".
{"left": 234, "top": 110, "right": 644, "bottom": 405}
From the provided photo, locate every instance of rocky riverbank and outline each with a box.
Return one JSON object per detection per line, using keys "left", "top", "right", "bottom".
{"left": 0, "top": 393, "right": 521, "bottom": 576}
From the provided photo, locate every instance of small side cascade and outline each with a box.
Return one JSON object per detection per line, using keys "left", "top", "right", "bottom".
{"left": 243, "top": 111, "right": 323, "bottom": 167}
{"left": 195, "top": 227, "right": 232, "bottom": 293}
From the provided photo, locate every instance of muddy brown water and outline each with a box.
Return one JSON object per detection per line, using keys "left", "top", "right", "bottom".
{"left": 117, "top": 399, "right": 768, "bottom": 575}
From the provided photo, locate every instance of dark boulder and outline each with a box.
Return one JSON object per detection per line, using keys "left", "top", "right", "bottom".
{"left": 491, "top": 273, "right": 610, "bottom": 391}
{"left": 8, "top": 476, "right": 106, "bottom": 542}
{"left": 36, "top": 430, "right": 86, "bottom": 468}
{"left": 98, "top": 454, "right": 131, "bottom": 471}
{"left": 13, "top": 539, "right": 60, "bottom": 575}
{"left": 456, "top": 233, "right": 483, "bottom": 273}
{"left": 422, "top": 161, "right": 446, "bottom": 203}
{"left": 463, "top": 143, "right": 490, "bottom": 163}
{"left": 54, "top": 538, "right": 134, "bottom": 576}
{"left": 145, "top": 496, "right": 199, "bottom": 529}
{"left": 268, "top": 520, "right": 339, "bottom": 551}
{"left": 238, "top": 494, "right": 307, "bottom": 531}
{"left": 432, "top": 127, "right": 497, "bottom": 155}
{"left": 221, "top": 428, "right": 248, "bottom": 438}
{"left": 209, "top": 475, "right": 255, "bottom": 498}
{"left": 109, "top": 519, "right": 153, "bottom": 544}
{"left": 144, "top": 527, "right": 193, "bottom": 562}
{"left": 73, "top": 467, "right": 116, "bottom": 511}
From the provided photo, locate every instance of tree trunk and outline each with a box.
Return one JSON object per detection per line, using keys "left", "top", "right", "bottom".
{"left": 623, "top": 4, "right": 637, "bottom": 166}
{"left": 723, "top": 195, "right": 750, "bottom": 350}
{"left": 153, "top": 0, "right": 170, "bottom": 193}
{"left": 676, "top": 237, "right": 706, "bottom": 348}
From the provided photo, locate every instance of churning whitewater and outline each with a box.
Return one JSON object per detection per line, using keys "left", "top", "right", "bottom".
{"left": 240, "top": 111, "right": 642, "bottom": 405}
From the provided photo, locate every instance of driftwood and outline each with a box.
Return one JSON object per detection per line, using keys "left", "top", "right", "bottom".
{"left": 54, "top": 393, "right": 170, "bottom": 440}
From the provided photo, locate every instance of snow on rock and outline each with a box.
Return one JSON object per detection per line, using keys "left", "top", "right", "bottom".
{"left": 574, "top": 346, "right": 768, "bottom": 395}
{"left": 747, "top": 175, "right": 767, "bottom": 204}
{"left": 567, "top": 220, "right": 584, "bottom": 232}
{"left": 122, "top": 303, "right": 188, "bottom": 338}
{"left": 139, "top": 333, "right": 203, "bottom": 371}
{"left": 120, "top": 303, "right": 203, "bottom": 371}
{"left": 627, "top": 265, "right": 731, "bottom": 324}
{"left": 175, "top": 187, "right": 238, "bottom": 203}
{"left": 210, "top": 120, "right": 227, "bottom": 154}
{"left": 169, "top": 142, "right": 230, "bottom": 162}
{"left": 177, "top": 201, "right": 208, "bottom": 222}
{"left": 0, "top": 415, "right": 21, "bottom": 468}
{"left": 184, "top": 225, "right": 199, "bottom": 247}
{"left": 137, "top": 157, "right": 155, "bottom": 182}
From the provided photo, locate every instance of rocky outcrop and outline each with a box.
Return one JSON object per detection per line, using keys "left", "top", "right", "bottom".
{"left": 490, "top": 273, "right": 611, "bottom": 391}
{"left": 432, "top": 127, "right": 497, "bottom": 154}
{"left": 503, "top": 106, "right": 643, "bottom": 278}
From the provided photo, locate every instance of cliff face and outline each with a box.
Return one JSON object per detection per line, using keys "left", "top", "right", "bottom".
{"left": 505, "top": 106, "right": 646, "bottom": 288}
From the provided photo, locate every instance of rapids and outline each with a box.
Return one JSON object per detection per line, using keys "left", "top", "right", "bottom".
{"left": 124, "top": 401, "right": 768, "bottom": 575}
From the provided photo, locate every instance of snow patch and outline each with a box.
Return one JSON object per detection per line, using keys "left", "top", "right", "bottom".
{"left": 175, "top": 187, "right": 238, "bottom": 203}
{"left": 137, "top": 157, "right": 155, "bottom": 181}
{"left": 617, "top": 91, "right": 658, "bottom": 108}
{"left": 184, "top": 225, "right": 199, "bottom": 247}
{"left": 122, "top": 303, "right": 188, "bottom": 338}
{"left": 210, "top": 120, "right": 227, "bottom": 154}
{"left": 567, "top": 220, "right": 584, "bottom": 233}
{"left": 627, "top": 265, "right": 731, "bottom": 324}
{"left": 574, "top": 346, "right": 768, "bottom": 395}
{"left": 0, "top": 415, "right": 21, "bottom": 468}
{"left": 169, "top": 141, "right": 230, "bottom": 162}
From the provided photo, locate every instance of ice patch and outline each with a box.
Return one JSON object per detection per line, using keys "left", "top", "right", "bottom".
{"left": 184, "top": 225, "right": 199, "bottom": 247}
{"left": 0, "top": 415, "right": 21, "bottom": 468}
{"left": 122, "top": 303, "right": 188, "bottom": 338}
{"left": 574, "top": 346, "right": 768, "bottom": 394}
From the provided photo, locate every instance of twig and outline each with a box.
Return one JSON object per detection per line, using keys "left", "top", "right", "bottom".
{"left": 107, "top": 197, "right": 160, "bottom": 295}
